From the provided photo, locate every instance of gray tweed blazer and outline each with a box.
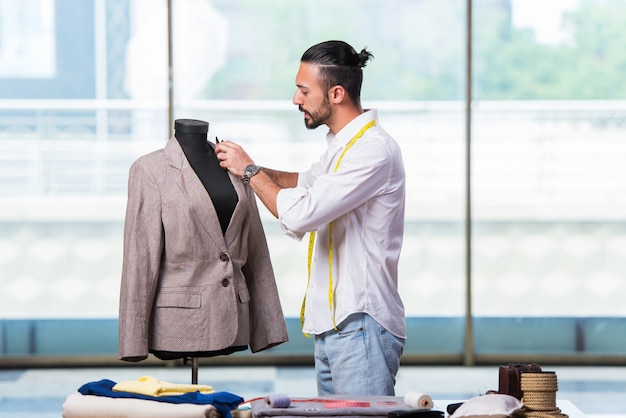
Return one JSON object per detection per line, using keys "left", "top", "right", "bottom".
{"left": 118, "top": 137, "right": 288, "bottom": 361}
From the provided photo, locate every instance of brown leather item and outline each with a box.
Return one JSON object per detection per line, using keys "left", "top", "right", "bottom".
{"left": 498, "top": 363, "right": 543, "bottom": 399}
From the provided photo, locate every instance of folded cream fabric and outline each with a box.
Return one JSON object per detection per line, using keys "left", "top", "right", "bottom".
{"left": 112, "top": 375, "right": 214, "bottom": 396}
{"left": 450, "top": 394, "right": 523, "bottom": 418}
{"left": 62, "top": 393, "right": 221, "bottom": 418}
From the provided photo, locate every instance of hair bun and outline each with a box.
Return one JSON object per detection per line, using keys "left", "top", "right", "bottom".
{"left": 357, "top": 48, "right": 373, "bottom": 68}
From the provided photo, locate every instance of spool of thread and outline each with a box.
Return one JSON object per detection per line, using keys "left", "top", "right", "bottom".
{"left": 265, "top": 394, "right": 291, "bottom": 408}
{"left": 404, "top": 391, "right": 433, "bottom": 410}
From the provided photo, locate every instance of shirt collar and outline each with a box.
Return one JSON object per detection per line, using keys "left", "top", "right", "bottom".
{"left": 326, "top": 109, "right": 378, "bottom": 148}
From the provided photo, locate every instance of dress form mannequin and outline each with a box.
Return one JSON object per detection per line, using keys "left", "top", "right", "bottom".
{"left": 119, "top": 118, "right": 289, "bottom": 380}
{"left": 174, "top": 119, "right": 238, "bottom": 235}
{"left": 149, "top": 119, "right": 246, "bottom": 364}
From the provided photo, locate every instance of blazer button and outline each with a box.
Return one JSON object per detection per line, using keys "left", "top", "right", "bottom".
{"left": 221, "top": 278, "right": 230, "bottom": 287}
{"left": 219, "top": 252, "right": 229, "bottom": 262}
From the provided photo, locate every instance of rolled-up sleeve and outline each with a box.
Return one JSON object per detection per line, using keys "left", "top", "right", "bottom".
{"left": 276, "top": 186, "right": 309, "bottom": 240}
{"left": 276, "top": 165, "right": 322, "bottom": 240}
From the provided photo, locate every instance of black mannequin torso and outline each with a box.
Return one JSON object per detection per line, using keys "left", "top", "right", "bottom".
{"left": 174, "top": 119, "right": 238, "bottom": 235}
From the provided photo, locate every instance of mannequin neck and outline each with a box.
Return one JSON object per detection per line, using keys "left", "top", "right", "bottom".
{"left": 175, "top": 131, "right": 211, "bottom": 154}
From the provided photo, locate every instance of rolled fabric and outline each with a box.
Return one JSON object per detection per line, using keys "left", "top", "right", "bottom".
{"left": 404, "top": 391, "right": 434, "bottom": 409}
{"left": 265, "top": 394, "right": 291, "bottom": 408}
{"left": 62, "top": 393, "right": 221, "bottom": 418}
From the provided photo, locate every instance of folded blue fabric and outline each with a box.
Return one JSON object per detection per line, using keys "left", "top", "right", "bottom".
{"left": 78, "top": 379, "right": 243, "bottom": 418}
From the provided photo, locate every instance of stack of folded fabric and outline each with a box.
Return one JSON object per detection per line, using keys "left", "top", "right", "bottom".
{"left": 62, "top": 376, "right": 243, "bottom": 418}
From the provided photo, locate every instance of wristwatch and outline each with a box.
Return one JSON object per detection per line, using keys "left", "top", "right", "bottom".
{"left": 243, "top": 164, "right": 260, "bottom": 184}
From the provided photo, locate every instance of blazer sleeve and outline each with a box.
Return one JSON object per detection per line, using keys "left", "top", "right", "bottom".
{"left": 242, "top": 189, "right": 289, "bottom": 352}
{"left": 118, "top": 158, "right": 164, "bottom": 361}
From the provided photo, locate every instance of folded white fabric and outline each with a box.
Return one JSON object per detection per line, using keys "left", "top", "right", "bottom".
{"left": 450, "top": 394, "right": 523, "bottom": 418}
{"left": 62, "top": 393, "right": 221, "bottom": 418}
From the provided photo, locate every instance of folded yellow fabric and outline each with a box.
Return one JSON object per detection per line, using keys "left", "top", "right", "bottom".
{"left": 112, "top": 375, "right": 214, "bottom": 397}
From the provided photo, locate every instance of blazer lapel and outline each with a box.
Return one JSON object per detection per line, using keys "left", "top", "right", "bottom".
{"left": 164, "top": 137, "right": 226, "bottom": 248}
{"left": 224, "top": 169, "right": 247, "bottom": 247}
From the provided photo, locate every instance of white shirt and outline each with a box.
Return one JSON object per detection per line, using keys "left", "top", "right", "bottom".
{"left": 276, "top": 110, "right": 406, "bottom": 338}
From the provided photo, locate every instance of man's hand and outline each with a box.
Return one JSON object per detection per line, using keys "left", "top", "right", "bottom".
{"left": 215, "top": 141, "right": 254, "bottom": 178}
{"left": 216, "top": 140, "right": 299, "bottom": 219}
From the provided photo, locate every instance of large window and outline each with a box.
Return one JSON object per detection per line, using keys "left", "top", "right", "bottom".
{"left": 471, "top": 0, "right": 626, "bottom": 359}
{"left": 1, "top": 0, "right": 624, "bottom": 364}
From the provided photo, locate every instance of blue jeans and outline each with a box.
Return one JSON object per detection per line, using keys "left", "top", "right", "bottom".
{"left": 314, "top": 312, "right": 405, "bottom": 396}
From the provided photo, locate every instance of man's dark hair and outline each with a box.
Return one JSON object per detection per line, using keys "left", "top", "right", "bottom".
{"left": 301, "top": 40, "right": 373, "bottom": 106}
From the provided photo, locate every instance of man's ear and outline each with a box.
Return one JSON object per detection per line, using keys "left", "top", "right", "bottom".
{"left": 328, "top": 85, "right": 346, "bottom": 104}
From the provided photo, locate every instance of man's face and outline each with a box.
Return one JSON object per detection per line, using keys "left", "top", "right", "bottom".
{"left": 293, "top": 63, "right": 332, "bottom": 130}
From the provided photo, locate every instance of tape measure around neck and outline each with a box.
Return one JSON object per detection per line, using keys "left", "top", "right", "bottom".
{"left": 300, "top": 119, "right": 376, "bottom": 336}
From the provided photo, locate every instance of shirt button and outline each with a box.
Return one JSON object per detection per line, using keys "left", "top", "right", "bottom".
{"left": 221, "top": 278, "right": 230, "bottom": 287}
{"left": 219, "top": 252, "right": 229, "bottom": 262}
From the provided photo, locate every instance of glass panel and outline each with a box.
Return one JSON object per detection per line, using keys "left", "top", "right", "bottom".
{"left": 1, "top": 0, "right": 467, "bottom": 358}
{"left": 0, "top": 0, "right": 169, "bottom": 320}
{"left": 472, "top": 0, "right": 626, "bottom": 354}
{"left": 171, "top": 0, "right": 467, "bottom": 329}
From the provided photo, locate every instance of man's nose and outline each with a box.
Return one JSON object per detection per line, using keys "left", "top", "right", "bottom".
{"left": 292, "top": 91, "right": 302, "bottom": 105}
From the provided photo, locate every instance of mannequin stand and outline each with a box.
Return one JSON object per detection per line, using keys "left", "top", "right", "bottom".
{"left": 184, "top": 357, "right": 199, "bottom": 384}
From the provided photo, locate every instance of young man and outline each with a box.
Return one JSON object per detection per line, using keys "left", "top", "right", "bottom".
{"left": 215, "top": 40, "right": 406, "bottom": 396}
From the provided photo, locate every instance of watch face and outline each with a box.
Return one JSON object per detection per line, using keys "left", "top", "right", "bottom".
{"left": 243, "top": 165, "right": 259, "bottom": 184}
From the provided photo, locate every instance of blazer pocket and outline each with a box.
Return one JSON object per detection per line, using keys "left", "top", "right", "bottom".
{"left": 237, "top": 287, "right": 250, "bottom": 304}
{"left": 156, "top": 291, "right": 202, "bottom": 309}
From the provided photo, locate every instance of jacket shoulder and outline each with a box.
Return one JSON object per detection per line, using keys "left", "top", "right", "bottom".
{"left": 130, "top": 148, "right": 167, "bottom": 172}
{"left": 134, "top": 148, "right": 165, "bottom": 164}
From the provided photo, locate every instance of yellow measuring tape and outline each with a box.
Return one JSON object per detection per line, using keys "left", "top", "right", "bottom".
{"left": 300, "top": 119, "right": 376, "bottom": 337}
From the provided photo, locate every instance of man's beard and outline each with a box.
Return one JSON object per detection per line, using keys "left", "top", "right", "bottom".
{"left": 301, "top": 99, "right": 332, "bottom": 130}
